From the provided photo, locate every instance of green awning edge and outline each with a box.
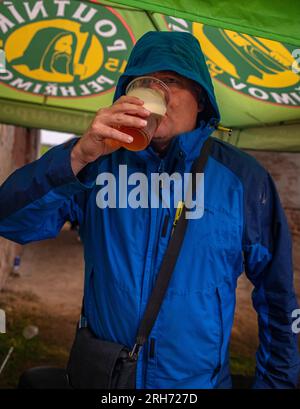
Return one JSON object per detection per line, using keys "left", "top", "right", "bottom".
{"left": 214, "top": 123, "right": 300, "bottom": 152}
{"left": 0, "top": 98, "right": 94, "bottom": 134}
{"left": 2, "top": 98, "right": 299, "bottom": 152}
{"left": 107, "top": 0, "right": 300, "bottom": 46}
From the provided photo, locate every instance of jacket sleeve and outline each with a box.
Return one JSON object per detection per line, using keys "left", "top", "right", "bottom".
{"left": 243, "top": 171, "right": 300, "bottom": 388}
{"left": 0, "top": 138, "right": 99, "bottom": 244}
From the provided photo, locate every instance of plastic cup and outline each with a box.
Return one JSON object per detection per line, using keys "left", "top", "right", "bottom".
{"left": 117, "top": 76, "right": 170, "bottom": 151}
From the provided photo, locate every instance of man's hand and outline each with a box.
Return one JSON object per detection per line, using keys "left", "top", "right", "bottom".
{"left": 71, "top": 95, "right": 150, "bottom": 175}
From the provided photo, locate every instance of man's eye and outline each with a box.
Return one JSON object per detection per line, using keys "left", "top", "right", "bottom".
{"left": 162, "top": 78, "right": 180, "bottom": 85}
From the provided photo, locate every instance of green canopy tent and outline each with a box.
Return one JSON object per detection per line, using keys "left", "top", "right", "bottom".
{"left": 0, "top": 0, "right": 299, "bottom": 151}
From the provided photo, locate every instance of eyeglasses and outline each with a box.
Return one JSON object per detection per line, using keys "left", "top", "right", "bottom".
{"left": 131, "top": 74, "right": 205, "bottom": 105}
{"left": 150, "top": 75, "right": 203, "bottom": 95}
{"left": 153, "top": 75, "right": 188, "bottom": 89}
{"left": 154, "top": 75, "right": 205, "bottom": 104}
{"left": 158, "top": 77, "right": 182, "bottom": 86}
{"left": 132, "top": 75, "right": 186, "bottom": 89}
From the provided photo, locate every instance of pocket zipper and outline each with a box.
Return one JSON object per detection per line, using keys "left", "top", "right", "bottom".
{"left": 149, "top": 338, "right": 155, "bottom": 359}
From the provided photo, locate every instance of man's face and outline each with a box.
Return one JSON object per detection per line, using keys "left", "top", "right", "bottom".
{"left": 146, "top": 71, "right": 203, "bottom": 145}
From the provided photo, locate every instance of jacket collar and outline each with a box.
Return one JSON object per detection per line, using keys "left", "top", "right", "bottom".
{"left": 133, "top": 121, "right": 215, "bottom": 165}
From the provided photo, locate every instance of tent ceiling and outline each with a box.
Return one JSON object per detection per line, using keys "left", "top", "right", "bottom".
{"left": 109, "top": 0, "right": 300, "bottom": 46}
{"left": 0, "top": 0, "right": 299, "bottom": 151}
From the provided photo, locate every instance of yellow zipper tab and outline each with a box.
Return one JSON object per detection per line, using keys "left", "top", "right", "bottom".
{"left": 171, "top": 201, "right": 185, "bottom": 235}
{"left": 216, "top": 125, "right": 232, "bottom": 135}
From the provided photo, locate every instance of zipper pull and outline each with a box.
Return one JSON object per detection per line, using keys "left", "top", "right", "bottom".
{"left": 171, "top": 201, "right": 184, "bottom": 236}
{"left": 216, "top": 124, "right": 232, "bottom": 136}
{"left": 158, "top": 160, "right": 164, "bottom": 173}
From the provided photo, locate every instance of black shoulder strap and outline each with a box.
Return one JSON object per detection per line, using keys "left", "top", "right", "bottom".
{"left": 130, "top": 137, "right": 213, "bottom": 359}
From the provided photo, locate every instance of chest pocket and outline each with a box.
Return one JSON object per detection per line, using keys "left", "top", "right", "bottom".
{"left": 189, "top": 203, "right": 242, "bottom": 253}
{"left": 184, "top": 203, "right": 244, "bottom": 285}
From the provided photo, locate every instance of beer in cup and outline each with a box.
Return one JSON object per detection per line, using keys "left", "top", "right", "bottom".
{"left": 116, "top": 76, "right": 169, "bottom": 151}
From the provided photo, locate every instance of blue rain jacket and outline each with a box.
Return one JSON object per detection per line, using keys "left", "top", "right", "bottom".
{"left": 0, "top": 31, "right": 299, "bottom": 389}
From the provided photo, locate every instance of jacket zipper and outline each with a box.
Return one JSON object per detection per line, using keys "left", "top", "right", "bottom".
{"left": 143, "top": 159, "right": 164, "bottom": 387}
{"left": 149, "top": 338, "right": 155, "bottom": 359}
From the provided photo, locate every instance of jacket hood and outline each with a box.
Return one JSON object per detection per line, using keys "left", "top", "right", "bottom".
{"left": 113, "top": 31, "right": 220, "bottom": 128}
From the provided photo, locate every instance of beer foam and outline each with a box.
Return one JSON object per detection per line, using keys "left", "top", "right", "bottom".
{"left": 127, "top": 87, "right": 167, "bottom": 116}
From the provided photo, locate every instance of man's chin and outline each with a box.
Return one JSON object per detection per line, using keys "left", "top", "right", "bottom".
{"left": 151, "top": 132, "right": 175, "bottom": 153}
{"left": 153, "top": 125, "right": 172, "bottom": 141}
{"left": 152, "top": 134, "right": 172, "bottom": 146}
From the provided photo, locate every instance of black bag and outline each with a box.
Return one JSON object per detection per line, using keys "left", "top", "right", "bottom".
{"left": 67, "top": 327, "right": 137, "bottom": 389}
{"left": 66, "top": 137, "right": 213, "bottom": 389}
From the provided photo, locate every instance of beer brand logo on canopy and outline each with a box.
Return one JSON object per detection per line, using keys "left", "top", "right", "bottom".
{"left": 166, "top": 16, "right": 300, "bottom": 107}
{"left": 0, "top": 0, "right": 135, "bottom": 98}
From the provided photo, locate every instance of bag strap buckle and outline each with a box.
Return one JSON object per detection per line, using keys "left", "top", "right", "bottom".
{"left": 128, "top": 343, "right": 142, "bottom": 361}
